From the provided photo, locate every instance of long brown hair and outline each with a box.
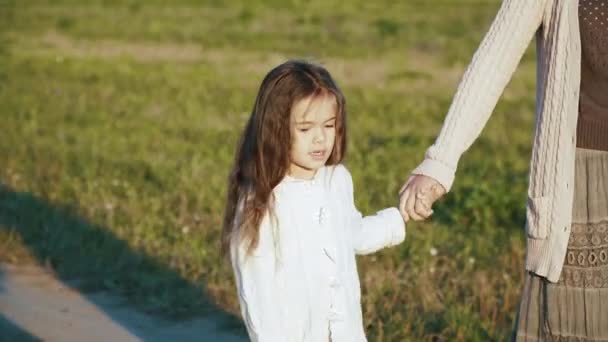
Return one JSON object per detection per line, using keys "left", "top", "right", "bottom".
{"left": 222, "top": 60, "right": 347, "bottom": 255}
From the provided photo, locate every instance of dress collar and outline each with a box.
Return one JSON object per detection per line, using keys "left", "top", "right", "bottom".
{"left": 283, "top": 166, "right": 327, "bottom": 185}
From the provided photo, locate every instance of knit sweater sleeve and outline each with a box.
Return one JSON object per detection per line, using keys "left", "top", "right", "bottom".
{"left": 412, "top": 0, "right": 547, "bottom": 191}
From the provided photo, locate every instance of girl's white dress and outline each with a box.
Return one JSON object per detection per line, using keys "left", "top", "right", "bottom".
{"left": 231, "top": 164, "right": 406, "bottom": 342}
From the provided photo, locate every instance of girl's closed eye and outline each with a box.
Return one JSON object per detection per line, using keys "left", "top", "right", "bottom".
{"left": 325, "top": 119, "right": 336, "bottom": 129}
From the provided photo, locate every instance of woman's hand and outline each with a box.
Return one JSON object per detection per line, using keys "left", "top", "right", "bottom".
{"left": 398, "top": 174, "right": 446, "bottom": 222}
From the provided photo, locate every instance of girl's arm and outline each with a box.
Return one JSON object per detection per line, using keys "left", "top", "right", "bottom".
{"left": 337, "top": 165, "right": 406, "bottom": 255}
{"left": 352, "top": 207, "right": 406, "bottom": 255}
{"left": 412, "top": 0, "right": 547, "bottom": 191}
{"left": 230, "top": 220, "right": 285, "bottom": 341}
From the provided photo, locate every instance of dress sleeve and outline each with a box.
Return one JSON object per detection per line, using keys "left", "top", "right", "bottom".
{"left": 336, "top": 165, "right": 406, "bottom": 255}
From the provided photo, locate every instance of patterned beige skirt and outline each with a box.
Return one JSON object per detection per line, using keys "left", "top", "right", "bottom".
{"left": 514, "top": 148, "right": 608, "bottom": 341}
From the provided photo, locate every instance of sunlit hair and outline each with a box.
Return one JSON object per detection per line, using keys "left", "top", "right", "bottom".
{"left": 222, "top": 60, "right": 347, "bottom": 255}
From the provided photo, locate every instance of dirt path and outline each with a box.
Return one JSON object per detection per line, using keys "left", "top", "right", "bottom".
{"left": 0, "top": 263, "right": 248, "bottom": 342}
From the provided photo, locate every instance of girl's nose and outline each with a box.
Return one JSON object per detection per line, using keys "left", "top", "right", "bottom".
{"left": 313, "top": 128, "right": 326, "bottom": 143}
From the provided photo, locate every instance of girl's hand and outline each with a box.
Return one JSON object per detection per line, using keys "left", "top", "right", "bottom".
{"left": 398, "top": 175, "right": 446, "bottom": 222}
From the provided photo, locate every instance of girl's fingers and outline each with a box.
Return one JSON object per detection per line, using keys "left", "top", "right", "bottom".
{"left": 415, "top": 197, "right": 433, "bottom": 218}
{"left": 430, "top": 183, "right": 446, "bottom": 200}
{"left": 399, "top": 175, "right": 414, "bottom": 196}
{"left": 402, "top": 211, "right": 410, "bottom": 223}
{"left": 400, "top": 204, "right": 410, "bottom": 222}
{"left": 405, "top": 190, "right": 423, "bottom": 221}
{"left": 399, "top": 189, "right": 410, "bottom": 221}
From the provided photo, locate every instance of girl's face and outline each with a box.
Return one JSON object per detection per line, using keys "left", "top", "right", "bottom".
{"left": 288, "top": 94, "right": 337, "bottom": 180}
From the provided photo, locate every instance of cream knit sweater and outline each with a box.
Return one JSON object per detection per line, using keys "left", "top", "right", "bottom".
{"left": 413, "top": 0, "right": 581, "bottom": 282}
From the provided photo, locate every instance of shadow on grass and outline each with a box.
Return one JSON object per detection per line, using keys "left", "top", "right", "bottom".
{"left": 0, "top": 183, "right": 247, "bottom": 341}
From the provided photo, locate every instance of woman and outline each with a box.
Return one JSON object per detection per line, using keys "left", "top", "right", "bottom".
{"left": 399, "top": 0, "right": 608, "bottom": 340}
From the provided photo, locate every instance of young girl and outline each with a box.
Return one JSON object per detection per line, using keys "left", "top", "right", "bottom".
{"left": 222, "top": 60, "right": 406, "bottom": 342}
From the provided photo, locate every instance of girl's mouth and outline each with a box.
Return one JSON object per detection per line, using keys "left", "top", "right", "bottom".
{"left": 310, "top": 150, "right": 326, "bottom": 160}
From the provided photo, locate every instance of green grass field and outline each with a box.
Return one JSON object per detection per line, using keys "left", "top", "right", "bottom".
{"left": 1, "top": 1, "right": 539, "bottom": 340}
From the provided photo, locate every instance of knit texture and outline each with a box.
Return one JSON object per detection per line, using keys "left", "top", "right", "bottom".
{"left": 413, "top": 0, "right": 582, "bottom": 282}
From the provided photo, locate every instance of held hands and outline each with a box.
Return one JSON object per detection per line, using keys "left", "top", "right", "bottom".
{"left": 398, "top": 174, "right": 446, "bottom": 222}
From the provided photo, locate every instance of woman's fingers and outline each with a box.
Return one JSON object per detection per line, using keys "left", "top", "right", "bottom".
{"left": 399, "top": 175, "right": 443, "bottom": 222}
